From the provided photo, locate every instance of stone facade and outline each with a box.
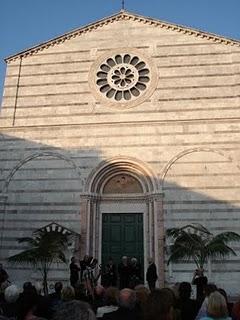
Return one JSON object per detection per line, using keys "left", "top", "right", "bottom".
{"left": 0, "top": 11, "right": 240, "bottom": 294}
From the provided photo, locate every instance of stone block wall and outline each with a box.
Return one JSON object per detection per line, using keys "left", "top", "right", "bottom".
{"left": 0, "top": 12, "right": 240, "bottom": 294}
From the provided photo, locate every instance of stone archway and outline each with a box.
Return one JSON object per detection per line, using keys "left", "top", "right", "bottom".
{"left": 80, "top": 156, "right": 165, "bottom": 285}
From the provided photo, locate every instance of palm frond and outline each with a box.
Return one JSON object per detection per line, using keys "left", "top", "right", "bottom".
{"left": 185, "top": 223, "right": 211, "bottom": 235}
{"left": 206, "top": 241, "right": 237, "bottom": 258}
{"left": 166, "top": 228, "right": 182, "bottom": 238}
{"left": 167, "top": 238, "right": 201, "bottom": 264}
{"left": 167, "top": 243, "right": 193, "bottom": 264}
{"left": 166, "top": 223, "right": 240, "bottom": 269}
{"left": 8, "top": 230, "right": 69, "bottom": 266}
{"left": 167, "top": 224, "right": 211, "bottom": 241}
{"left": 8, "top": 228, "right": 71, "bottom": 296}
{"left": 212, "top": 232, "right": 240, "bottom": 243}
{"left": 17, "top": 237, "right": 39, "bottom": 246}
{"left": 8, "top": 249, "right": 39, "bottom": 266}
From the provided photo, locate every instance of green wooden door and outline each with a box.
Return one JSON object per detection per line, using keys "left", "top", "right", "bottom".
{"left": 102, "top": 213, "right": 144, "bottom": 275}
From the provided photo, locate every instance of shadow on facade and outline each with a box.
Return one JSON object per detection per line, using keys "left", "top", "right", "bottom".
{"left": 0, "top": 132, "right": 240, "bottom": 294}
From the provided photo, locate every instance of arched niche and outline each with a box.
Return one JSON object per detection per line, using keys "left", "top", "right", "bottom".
{"left": 0, "top": 151, "right": 82, "bottom": 285}
{"left": 161, "top": 148, "right": 240, "bottom": 289}
{"left": 102, "top": 173, "right": 143, "bottom": 194}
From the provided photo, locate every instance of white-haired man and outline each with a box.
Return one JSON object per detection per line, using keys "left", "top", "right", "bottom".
{"left": 102, "top": 288, "right": 138, "bottom": 320}
{"left": 129, "top": 257, "right": 142, "bottom": 288}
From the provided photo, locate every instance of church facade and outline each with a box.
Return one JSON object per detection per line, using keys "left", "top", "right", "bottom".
{"left": 0, "top": 10, "right": 240, "bottom": 294}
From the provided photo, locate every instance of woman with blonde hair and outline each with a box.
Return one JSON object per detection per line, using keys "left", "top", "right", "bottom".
{"left": 200, "top": 291, "right": 231, "bottom": 320}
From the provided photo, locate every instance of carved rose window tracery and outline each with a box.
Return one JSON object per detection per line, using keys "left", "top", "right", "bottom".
{"left": 96, "top": 54, "right": 150, "bottom": 101}
{"left": 89, "top": 49, "right": 158, "bottom": 109}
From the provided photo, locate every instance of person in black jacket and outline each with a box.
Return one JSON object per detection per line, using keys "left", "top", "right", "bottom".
{"left": 191, "top": 268, "right": 208, "bottom": 305}
{"left": 129, "top": 257, "right": 142, "bottom": 289}
{"left": 118, "top": 256, "right": 131, "bottom": 289}
{"left": 80, "top": 255, "right": 89, "bottom": 283}
{"left": 146, "top": 258, "right": 158, "bottom": 291}
{"left": 176, "top": 282, "right": 198, "bottom": 320}
{"left": 103, "top": 257, "right": 117, "bottom": 287}
{"left": 70, "top": 257, "right": 80, "bottom": 288}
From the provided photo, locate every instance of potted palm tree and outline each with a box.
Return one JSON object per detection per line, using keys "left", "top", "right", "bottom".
{"left": 166, "top": 223, "right": 240, "bottom": 270}
{"left": 8, "top": 227, "right": 70, "bottom": 295}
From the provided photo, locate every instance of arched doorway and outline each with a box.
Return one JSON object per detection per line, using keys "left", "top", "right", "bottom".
{"left": 101, "top": 173, "right": 144, "bottom": 278}
{"left": 80, "top": 156, "right": 165, "bottom": 285}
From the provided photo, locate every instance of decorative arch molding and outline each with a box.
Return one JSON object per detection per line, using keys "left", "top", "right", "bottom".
{"left": 160, "top": 147, "right": 240, "bottom": 277}
{"left": 2, "top": 151, "right": 83, "bottom": 194}
{"left": 160, "top": 147, "right": 239, "bottom": 187}
{"left": 0, "top": 151, "right": 83, "bottom": 259}
{"left": 80, "top": 156, "right": 165, "bottom": 286}
{"left": 85, "top": 156, "right": 159, "bottom": 195}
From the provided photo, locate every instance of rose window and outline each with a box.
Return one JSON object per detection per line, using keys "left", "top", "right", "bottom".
{"left": 96, "top": 54, "right": 150, "bottom": 101}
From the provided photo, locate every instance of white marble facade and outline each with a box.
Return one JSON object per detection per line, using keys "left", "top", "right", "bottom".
{"left": 0, "top": 10, "right": 240, "bottom": 295}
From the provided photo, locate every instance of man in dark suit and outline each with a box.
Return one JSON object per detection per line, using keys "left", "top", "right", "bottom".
{"left": 118, "top": 256, "right": 131, "bottom": 289}
{"left": 102, "top": 288, "right": 139, "bottom": 320}
{"left": 146, "top": 258, "right": 158, "bottom": 291}
{"left": 103, "top": 257, "right": 117, "bottom": 287}
{"left": 69, "top": 257, "right": 80, "bottom": 288}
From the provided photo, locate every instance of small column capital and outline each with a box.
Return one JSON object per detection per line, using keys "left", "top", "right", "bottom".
{"left": 80, "top": 192, "right": 100, "bottom": 202}
{"left": 149, "top": 192, "right": 164, "bottom": 202}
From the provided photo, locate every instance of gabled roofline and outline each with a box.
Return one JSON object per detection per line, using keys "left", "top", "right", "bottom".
{"left": 34, "top": 221, "right": 80, "bottom": 236}
{"left": 5, "top": 9, "right": 240, "bottom": 63}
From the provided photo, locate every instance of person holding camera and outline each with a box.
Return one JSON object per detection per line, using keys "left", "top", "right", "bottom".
{"left": 192, "top": 268, "right": 208, "bottom": 304}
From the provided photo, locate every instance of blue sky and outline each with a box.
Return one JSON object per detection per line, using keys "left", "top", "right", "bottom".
{"left": 1, "top": 0, "right": 240, "bottom": 102}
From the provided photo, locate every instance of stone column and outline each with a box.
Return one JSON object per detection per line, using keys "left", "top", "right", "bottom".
{"left": 79, "top": 193, "right": 90, "bottom": 257}
{"left": 147, "top": 197, "right": 153, "bottom": 260}
{"left": 79, "top": 193, "right": 100, "bottom": 258}
{"left": 152, "top": 192, "right": 165, "bottom": 288}
{"left": 91, "top": 196, "right": 98, "bottom": 258}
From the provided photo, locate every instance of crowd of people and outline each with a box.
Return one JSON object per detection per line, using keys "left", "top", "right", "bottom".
{"left": 70, "top": 256, "right": 157, "bottom": 296}
{"left": 0, "top": 260, "right": 240, "bottom": 320}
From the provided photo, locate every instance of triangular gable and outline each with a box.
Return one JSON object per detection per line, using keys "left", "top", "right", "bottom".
{"left": 34, "top": 222, "right": 80, "bottom": 236}
{"left": 5, "top": 9, "right": 240, "bottom": 63}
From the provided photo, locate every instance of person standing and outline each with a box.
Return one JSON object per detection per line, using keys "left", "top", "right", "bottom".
{"left": 80, "top": 255, "right": 89, "bottom": 283}
{"left": 129, "top": 257, "right": 141, "bottom": 289}
{"left": 104, "top": 257, "right": 117, "bottom": 287}
{"left": 70, "top": 257, "right": 80, "bottom": 288}
{"left": 146, "top": 258, "right": 158, "bottom": 291}
{"left": 199, "top": 291, "right": 231, "bottom": 320}
{"left": 83, "top": 257, "right": 100, "bottom": 299}
{"left": 192, "top": 268, "right": 208, "bottom": 305}
{"left": 118, "top": 256, "right": 131, "bottom": 289}
{"left": 0, "top": 264, "right": 9, "bottom": 288}
{"left": 177, "top": 282, "right": 198, "bottom": 320}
